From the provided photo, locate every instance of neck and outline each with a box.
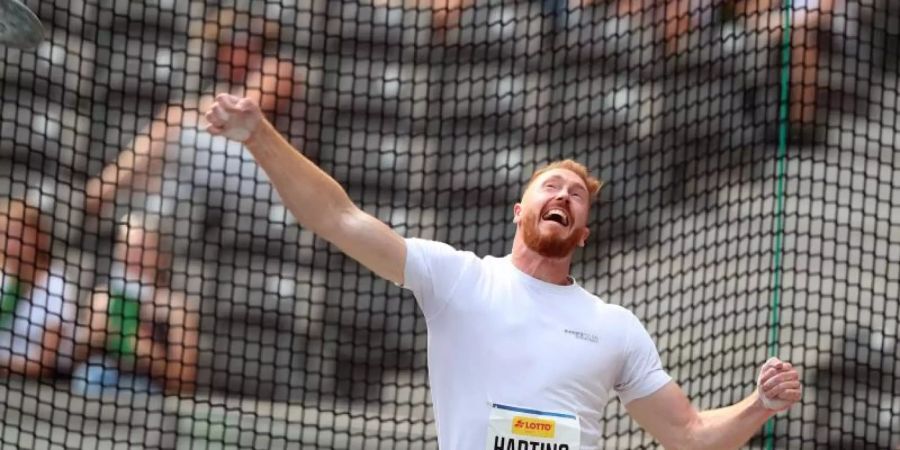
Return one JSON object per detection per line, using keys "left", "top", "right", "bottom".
{"left": 510, "top": 233, "right": 574, "bottom": 285}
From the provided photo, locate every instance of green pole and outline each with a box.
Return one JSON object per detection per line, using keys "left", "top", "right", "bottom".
{"left": 765, "top": 0, "right": 794, "bottom": 447}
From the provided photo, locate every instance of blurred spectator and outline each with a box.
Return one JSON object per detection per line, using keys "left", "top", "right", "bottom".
{"left": 731, "top": 0, "right": 836, "bottom": 124}
{"left": 372, "top": 0, "right": 475, "bottom": 41}
{"left": 0, "top": 198, "right": 80, "bottom": 379}
{"left": 429, "top": 0, "right": 476, "bottom": 40}
{"left": 567, "top": 0, "right": 835, "bottom": 124}
{"left": 84, "top": 8, "right": 303, "bottom": 248}
{"left": 76, "top": 7, "right": 303, "bottom": 395}
{"left": 80, "top": 214, "right": 199, "bottom": 394}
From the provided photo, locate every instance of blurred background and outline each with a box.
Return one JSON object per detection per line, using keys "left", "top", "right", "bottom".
{"left": 0, "top": 0, "right": 898, "bottom": 448}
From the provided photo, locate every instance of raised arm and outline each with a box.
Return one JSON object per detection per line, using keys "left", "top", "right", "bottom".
{"left": 204, "top": 94, "right": 407, "bottom": 285}
{"left": 625, "top": 357, "right": 802, "bottom": 450}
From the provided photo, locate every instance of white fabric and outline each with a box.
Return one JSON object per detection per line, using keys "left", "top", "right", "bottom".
{"left": 486, "top": 403, "right": 581, "bottom": 450}
{"left": 403, "top": 238, "right": 671, "bottom": 450}
{"left": 0, "top": 261, "right": 79, "bottom": 368}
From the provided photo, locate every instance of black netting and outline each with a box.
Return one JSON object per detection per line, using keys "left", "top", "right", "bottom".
{"left": 1, "top": 0, "right": 898, "bottom": 448}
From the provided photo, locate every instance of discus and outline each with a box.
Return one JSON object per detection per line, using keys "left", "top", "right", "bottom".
{"left": 0, "top": 0, "right": 45, "bottom": 50}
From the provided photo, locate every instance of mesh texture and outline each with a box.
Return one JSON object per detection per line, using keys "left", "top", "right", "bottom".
{"left": 1, "top": 0, "right": 899, "bottom": 449}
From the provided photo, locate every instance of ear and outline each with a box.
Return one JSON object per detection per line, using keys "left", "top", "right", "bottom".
{"left": 512, "top": 203, "right": 522, "bottom": 224}
{"left": 578, "top": 227, "right": 590, "bottom": 247}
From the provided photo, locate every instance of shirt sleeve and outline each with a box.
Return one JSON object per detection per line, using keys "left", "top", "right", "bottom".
{"left": 402, "top": 238, "right": 480, "bottom": 321}
{"left": 615, "top": 311, "right": 672, "bottom": 405}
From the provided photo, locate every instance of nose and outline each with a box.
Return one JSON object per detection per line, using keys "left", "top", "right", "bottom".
{"left": 554, "top": 188, "right": 572, "bottom": 201}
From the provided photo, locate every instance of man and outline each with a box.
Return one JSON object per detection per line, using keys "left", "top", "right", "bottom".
{"left": 0, "top": 198, "right": 79, "bottom": 378}
{"left": 80, "top": 8, "right": 301, "bottom": 395}
{"left": 81, "top": 213, "right": 199, "bottom": 395}
{"left": 203, "top": 94, "right": 802, "bottom": 449}
{"left": 371, "top": 0, "right": 475, "bottom": 41}
{"left": 84, "top": 8, "right": 299, "bottom": 221}
{"left": 733, "top": 0, "right": 836, "bottom": 125}
{"left": 646, "top": 0, "right": 835, "bottom": 124}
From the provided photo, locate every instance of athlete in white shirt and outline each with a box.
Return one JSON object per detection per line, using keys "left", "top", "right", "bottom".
{"left": 203, "top": 94, "right": 803, "bottom": 449}
{"left": 404, "top": 234, "right": 673, "bottom": 449}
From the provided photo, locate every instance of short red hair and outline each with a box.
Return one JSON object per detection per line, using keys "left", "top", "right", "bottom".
{"left": 525, "top": 160, "right": 603, "bottom": 202}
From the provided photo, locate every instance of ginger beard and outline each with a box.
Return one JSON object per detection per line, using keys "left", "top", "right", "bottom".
{"left": 519, "top": 205, "right": 583, "bottom": 259}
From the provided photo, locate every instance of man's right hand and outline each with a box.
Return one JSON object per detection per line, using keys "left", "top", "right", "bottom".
{"left": 204, "top": 93, "right": 263, "bottom": 143}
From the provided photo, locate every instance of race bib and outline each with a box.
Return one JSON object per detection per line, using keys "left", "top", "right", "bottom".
{"left": 485, "top": 403, "right": 580, "bottom": 450}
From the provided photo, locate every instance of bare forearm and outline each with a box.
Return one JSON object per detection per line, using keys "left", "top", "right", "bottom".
{"left": 631, "top": 362, "right": 801, "bottom": 450}
{"left": 688, "top": 393, "right": 772, "bottom": 450}
{"left": 244, "top": 119, "right": 355, "bottom": 237}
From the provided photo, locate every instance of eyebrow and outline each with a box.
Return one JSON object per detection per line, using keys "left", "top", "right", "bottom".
{"left": 543, "top": 175, "right": 588, "bottom": 194}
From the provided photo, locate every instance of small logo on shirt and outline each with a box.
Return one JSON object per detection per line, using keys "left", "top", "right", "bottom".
{"left": 512, "top": 416, "right": 555, "bottom": 438}
{"left": 564, "top": 329, "right": 599, "bottom": 344}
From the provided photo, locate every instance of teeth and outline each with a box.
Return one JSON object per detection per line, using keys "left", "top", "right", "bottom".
{"left": 543, "top": 208, "right": 569, "bottom": 225}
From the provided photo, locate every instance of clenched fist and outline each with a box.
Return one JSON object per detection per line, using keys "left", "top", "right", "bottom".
{"left": 204, "top": 94, "right": 263, "bottom": 143}
{"left": 756, "top": 357, "right": 802, "bottom": 412}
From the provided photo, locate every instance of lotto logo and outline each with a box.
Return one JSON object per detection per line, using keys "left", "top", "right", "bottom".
{"left": 511, "top": 416, "right": 555, "bottom": 438}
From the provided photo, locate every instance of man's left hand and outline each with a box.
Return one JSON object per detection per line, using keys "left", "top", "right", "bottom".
{"left": 756, "top": 357, "right": 802, "bottom": 412}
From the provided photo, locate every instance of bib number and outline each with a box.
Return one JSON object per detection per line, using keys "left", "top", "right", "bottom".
{"left": 485, "top": 403, "right": 580, "bottom": 450}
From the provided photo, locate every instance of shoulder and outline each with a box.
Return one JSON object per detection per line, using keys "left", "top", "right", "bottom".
{"left": 403, "top": 238, "right": 489, "bottom": 284}
{"left": 582, "top": 295, "right": 644, "bottom": 329}
{"left": 406, "top": 238, "right": 483, "bottom": 262}
{"left": 575, "top": 288, "right": 618, "bottom": 310}
{"left": 606, "top": 303, "right": 645, "bottom": 329}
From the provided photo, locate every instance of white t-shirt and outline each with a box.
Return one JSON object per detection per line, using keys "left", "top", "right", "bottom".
{"left": 0, "top": 261, "right": 79, "bottom": 370}
{"left": 403, "top": 238, "right": 671, "bottom": 450}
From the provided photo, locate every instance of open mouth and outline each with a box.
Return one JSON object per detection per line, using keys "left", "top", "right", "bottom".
{"left": 541, "top": 208, "right": 569, "bottom": 227}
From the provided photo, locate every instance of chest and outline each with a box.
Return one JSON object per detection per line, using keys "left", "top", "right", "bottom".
{"left": 451, "top": 279, "right": 625, "bottom": 399}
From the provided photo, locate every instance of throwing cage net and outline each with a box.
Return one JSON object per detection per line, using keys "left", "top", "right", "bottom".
{"left": 1, "top": 0, "right": 898, "bottom": 448}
